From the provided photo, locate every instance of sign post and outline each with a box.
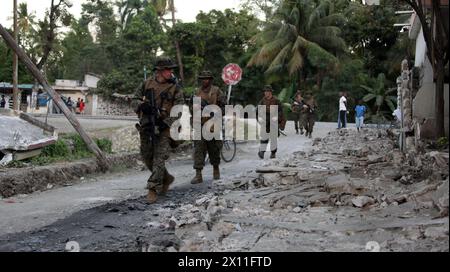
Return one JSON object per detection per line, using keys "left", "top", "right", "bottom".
{"left": 222, "top": 63, "right": 242, "bottom": 104}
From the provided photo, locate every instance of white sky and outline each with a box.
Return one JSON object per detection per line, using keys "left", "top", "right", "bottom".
{"left": 0, "top": 0, "right": 242, "bottom": 27}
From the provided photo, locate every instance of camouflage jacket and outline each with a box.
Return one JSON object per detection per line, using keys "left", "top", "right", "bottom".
{"left": 258, "top": 96, "right": 286, "bottom": 130}
{"left": 135, "top": 77, "right": 184, "bottom": 132}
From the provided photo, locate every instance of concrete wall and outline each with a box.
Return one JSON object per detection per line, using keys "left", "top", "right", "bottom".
{"left": 84, "top": 74, "right": 100, "bottom": 88}
{"left": 412, "top": 28, "right": 449, "bottom": 138}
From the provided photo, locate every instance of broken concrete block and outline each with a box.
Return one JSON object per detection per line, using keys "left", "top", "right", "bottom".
{"left": 293, "top": 207, "right": 301, "bottom": 213}
{"left": 424, "top": 226, "right": 449, "bottom": 239}
{"left": 262, "top": 173, "right": 281, "bottom": 186}
{"left": 323, "top": 174, "right": 358, "bottom": 195}
{"left": 351, "top": 196, "right": 375, "bottom": 208}
{"left": 212, "top": 221, "right": 235, "bottom": 238}
{"left": 432, "top": 179, "right": 449, "bottom": 217}
{"left": 367, "top": 155, "right": 384, "bottom": 164}
{"left": 427, "top": 151, "right": 449, "bottom": 168}
{"left": 195, "top": 196, "right": 210, "bottom": 206}
{"left": 381, "top": 168, "right": 403, "bottom": 180}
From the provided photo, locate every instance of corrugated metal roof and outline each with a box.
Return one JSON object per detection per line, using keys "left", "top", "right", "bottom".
{"left": 0, "top": 114, "right": 57, "bottom": 152}
{"left": 0, "top": 82, "right": 40, "bottom": 89}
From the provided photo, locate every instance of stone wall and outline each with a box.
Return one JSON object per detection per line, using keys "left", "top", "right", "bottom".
{"left": 95, "top": 96, "right": 137, "bottom": 116}
{"left": 0, "top": 153, "right": 141, "bottom": 198}
{"left": 111, "top": 126, "right": 140, "bottom": 153}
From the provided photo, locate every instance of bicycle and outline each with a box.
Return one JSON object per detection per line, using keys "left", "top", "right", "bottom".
{"left": 201, "top": 118, "right": 237, "bottom": 164}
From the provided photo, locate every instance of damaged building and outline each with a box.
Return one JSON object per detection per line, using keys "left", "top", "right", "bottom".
{"left": 0, "top": 108, "right": 57, "bottom": 166}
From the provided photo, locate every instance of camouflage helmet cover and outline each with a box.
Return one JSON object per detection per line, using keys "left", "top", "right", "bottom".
{"left": 153, "top": 56, "right": 178, "bottom": 71}
{"left": 198, "top": 70, "right": 214, "bottom": 79}
{"left": 262, "top": 85, "right": 273, "bottom": 92}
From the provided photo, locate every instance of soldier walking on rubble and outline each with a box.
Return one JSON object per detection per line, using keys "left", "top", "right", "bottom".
{"left": 190, "top": 71, "right": 227, "bottom": 184}
{"left": 135, "top": 56, "right": 185, "bottom": 204}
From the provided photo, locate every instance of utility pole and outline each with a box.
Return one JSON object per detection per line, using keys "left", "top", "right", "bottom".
{"left": 170, "top": 0, "right": 184, "bottom": 83}
{"left": 13, "top": 0, "right": 20, "bottom": 111}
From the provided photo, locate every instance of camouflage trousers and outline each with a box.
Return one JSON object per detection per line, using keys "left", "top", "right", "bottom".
{"left": 193, "top": 139, "right": 222, "bottom": 170}
{"left": 302, "top": 113, "right": 316, "bottom": 134}
{"left": 259, "top": 124, "right": 280, "bottom": 153}
{"left": 139, "top": 129, "right": 171, "bottom": 191}
{"left": 293, "top": 112, "right": 304, "bottom": 132}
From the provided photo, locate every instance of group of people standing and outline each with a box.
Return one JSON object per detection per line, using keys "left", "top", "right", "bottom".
{"left": 64, "top": 97, "right": 85, "bottom": 114}
{"left": 337, "top": 91, "right": 367, "bottom": 132}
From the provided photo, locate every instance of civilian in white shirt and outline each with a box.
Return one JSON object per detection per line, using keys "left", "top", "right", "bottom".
{"left": 338, "top": 92, "right": 348, "bottom": 129}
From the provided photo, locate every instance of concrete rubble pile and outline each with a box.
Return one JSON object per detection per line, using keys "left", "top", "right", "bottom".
{"left": 139, "top": 128, "right": 448, "bottom": 252}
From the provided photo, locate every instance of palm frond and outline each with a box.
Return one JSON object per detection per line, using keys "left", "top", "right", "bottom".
{"left": 385, "top": 98, "right": 396, "bottom": 112}
{"left": 363, "top": 93, "right": 376, "bottom": 102}
{"left": 266, "top": 42, "right": 293, "bottom": 73}
{"left": 318, "top": 13, "right": 347, "bottom": 27}
{"left": 307, "top": 0, "right": 330, "bottom": 31}
{"left": 360, "top": 85, "right": 373, "bottom": 92}
{"left": 288, "top": 48, "right": 304, "bottom": 75}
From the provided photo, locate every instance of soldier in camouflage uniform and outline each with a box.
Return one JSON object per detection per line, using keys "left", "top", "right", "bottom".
{"left": 301, "top": 92, "right": 318, "bottom": 139}
{"left": 258, "top": 85, "right": 286, "bottom": 159}
{"left": 291, "top": 91, "right": 305, "bottom": 135}
{"left": 135, "top": 57, "right": 185, "bottom": 204}
{"left": 190, "top": 71, "right": 226, "bottom": 184}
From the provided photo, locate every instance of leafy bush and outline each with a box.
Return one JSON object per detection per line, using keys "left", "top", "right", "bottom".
{"left": 42, "top": 139, "right": 70, "bottom": 158}
{"left": 437, "top": 137, "right": 449, "bottom": 150}
{"left": 67, "top": 134, "right": 90, "bottom": 157}
{"left": 96, "top": 138, "right": 113, "bottom": 153}
{"left": 6, "top": 160, "right": 26, "bottom": 168}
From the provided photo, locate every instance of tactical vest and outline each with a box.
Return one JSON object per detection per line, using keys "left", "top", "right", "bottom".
{"left": 196, "top": 85, "right": 221, "bottom": 106}
{"left": 143, "top": 78, "right": 179, "bottom": 116}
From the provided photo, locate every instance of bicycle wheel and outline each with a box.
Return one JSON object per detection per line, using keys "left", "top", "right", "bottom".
{"left": 221, "top": 139, "right": 237, "bottom": 163}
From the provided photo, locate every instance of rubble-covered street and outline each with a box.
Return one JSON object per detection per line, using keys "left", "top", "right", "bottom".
{"left": 0, "top": 123, "right": 447, "bottom": 252}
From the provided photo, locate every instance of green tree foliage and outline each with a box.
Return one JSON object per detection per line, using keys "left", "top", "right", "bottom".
{"left": 0, "top": 0, "right": 414, "bottom": 124}
{"left": 248, "top": 0, "right": 346, "bottom": 84}
{"left": 97, "top": 5, "right": 165, "bottom": 95}
{"left": 361, "top": 73, "right": 397, "bottom": 118}
{"left": 167, "top": 9, "right": 261, "bottom": 103}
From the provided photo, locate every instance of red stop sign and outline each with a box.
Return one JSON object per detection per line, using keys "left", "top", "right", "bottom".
{"left": 222, "top": 64, "right": 242, "bottom": 86}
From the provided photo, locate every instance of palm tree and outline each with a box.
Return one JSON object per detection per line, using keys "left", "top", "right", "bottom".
{"left": 361, "top": 73, "right": 397, "bottom": 117}
{"left": 248, "top": 0, "right": 346, "bottom": 86}
{"left": 115, "top": 0, "right": 144, "bottom": 31}
{"left": 17, "top": 3, "right": 36, "bottom": 34}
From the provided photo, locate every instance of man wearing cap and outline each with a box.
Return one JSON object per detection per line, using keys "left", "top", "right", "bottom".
{"left": 190, "top": 71, "right": 227, "bottom": 184}
{"left": 135, "top": 56, "right": 185, "bottom": 204}
{"left": 257, "top": 85, "right": 286, "bottom": 159}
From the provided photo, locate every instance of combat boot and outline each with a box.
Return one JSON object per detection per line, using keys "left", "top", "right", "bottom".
{"left": 191, "top": 170, "right": 203, "bottom": 184}
{"left": 270, "top": 152, "right": 276, "bottom": 159}
{"left": 147, "top": 189, "right": 158, "bottom": 204}
{"left": 161, "top": 173, "right": 175, "bottom": 195}
{"left": 213, "top": 166, "right": 220, "bottom": 180}
{"left": 258, "top": 151, "right": 265, "bottom": 159}
{"left": 296, "top": 129, "right": 299, "bottom": 135}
